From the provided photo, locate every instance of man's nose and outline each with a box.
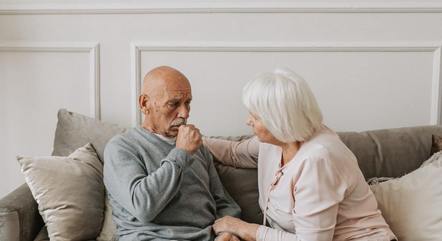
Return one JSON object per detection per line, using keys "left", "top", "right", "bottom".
{"left": 177, "top": 105, "right": 190, "bottom": 119}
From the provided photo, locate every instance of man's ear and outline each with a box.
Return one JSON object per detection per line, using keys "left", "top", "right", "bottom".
{"left": 139, "top": 94, "right": 150, "bottom": 114}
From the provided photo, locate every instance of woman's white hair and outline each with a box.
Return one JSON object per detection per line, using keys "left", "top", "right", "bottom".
{"left": 242, "top": 67, "right": 323, "bottom": 143}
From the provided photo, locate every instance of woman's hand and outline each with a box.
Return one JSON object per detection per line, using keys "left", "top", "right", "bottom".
{"left": 215, "top": 232, "right": 241, "bottom": 241}
{"left": 213, "top": 216, "right": 260, "bottom": 241}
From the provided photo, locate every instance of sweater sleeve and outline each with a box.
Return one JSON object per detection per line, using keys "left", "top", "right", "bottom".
{"left": 256, "top": 226, "right": 299, "bottom": 241}
{"left": 204, "top": 147, "right": 242, "bottom": 219}
{"left": 103, "top": 139, "right": 193, "bottom": 223}
{"left": 203, "top": 136, "right": 259, "bottom": 168}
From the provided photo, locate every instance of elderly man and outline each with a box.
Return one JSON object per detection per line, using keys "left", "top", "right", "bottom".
{"left": 103, "top": 66, "right": 241, "bottom": 241}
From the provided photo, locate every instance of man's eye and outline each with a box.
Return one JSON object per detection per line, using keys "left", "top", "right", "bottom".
{"left": 168, "top": 102, "right": 178, "bottom": 108}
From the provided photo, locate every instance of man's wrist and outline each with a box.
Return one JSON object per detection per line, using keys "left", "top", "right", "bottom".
{"left": 162, "top": 148, "right": 193, "bottom": 169}
{"left": 239, "top": 223, "right": 259, "bottom": 241}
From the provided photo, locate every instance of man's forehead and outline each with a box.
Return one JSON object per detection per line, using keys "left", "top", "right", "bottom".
{"left": 166, "top": 86, "right": 191, "bottom": 92}
{"left": 164, "top": 89, "right": 192, "bottom": 99}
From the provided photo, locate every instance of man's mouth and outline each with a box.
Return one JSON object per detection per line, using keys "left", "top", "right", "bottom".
{"left": 171, "top": 118, "right": 186, "bottom": 128}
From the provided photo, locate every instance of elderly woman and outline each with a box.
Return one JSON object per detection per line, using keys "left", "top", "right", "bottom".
{"left": 204, "top": 68, "right": 396, "bottom": 241}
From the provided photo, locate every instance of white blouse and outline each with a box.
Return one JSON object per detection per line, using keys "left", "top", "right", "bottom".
{"left": 204, "top": 126, "right": 396, "bottom": 241}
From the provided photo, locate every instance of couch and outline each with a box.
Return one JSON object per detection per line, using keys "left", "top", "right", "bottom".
{"left": 1, "top": 109, "right": 441, "bottom": 241}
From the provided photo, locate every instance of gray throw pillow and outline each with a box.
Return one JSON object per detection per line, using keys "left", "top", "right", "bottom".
{"left": 18, "top": 143, "right": 104, "bottom": 241}
{"left": 52, "top": 109, "right": 126, "bottom": 161}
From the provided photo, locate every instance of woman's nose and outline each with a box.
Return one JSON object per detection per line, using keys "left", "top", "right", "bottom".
{"left": 246, "top": 118, "right": 253, "bottom": 127}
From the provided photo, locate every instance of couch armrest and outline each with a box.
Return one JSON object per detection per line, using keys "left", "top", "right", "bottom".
{"left": 0, "top": 184, "right": 44, "bottom": 241}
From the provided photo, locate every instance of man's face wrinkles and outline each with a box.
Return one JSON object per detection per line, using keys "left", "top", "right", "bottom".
{"left": 150, "top": 89, "right": 191, "bottom": 137}
{"left": 140, "top": 67, "right": 192, "bottom": 137}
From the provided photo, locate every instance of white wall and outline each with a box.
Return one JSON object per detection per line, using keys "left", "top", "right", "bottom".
{"left": 1, "top": 0, "right": 442, "bottom": 198}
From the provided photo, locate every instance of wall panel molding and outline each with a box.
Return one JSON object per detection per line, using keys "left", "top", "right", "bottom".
{"left": 130, "top": 41, "right": 442, "bottom": 126}
{"left": 432, "top": 47, "right": 442, "bottom": 125}
{"left": 1, "top": 2, "right": 442, "bottom": 14}
{"left": 0, "top": 42, "right": 101, "bottom": 119}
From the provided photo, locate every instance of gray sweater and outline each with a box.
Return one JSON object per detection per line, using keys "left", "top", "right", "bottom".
{"left": 103, "top": 127, "right": 241, "bottom": 241}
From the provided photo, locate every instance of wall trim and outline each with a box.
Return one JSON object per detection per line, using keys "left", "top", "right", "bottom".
{"left": 0, "top": 42, "right": 101, "bottom": 120}
{"left": 131, "top": 41, "right": 442, "bottom": 127}
{"left": 1, "top": 2, "right": 442, "bottom": 14}
{"left": 432, "top": 47, "right": 442, "bottom": 125}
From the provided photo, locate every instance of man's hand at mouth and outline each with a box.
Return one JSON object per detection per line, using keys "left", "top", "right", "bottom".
{"left": 176, "top": 124, "right": 202, "bottom": 154}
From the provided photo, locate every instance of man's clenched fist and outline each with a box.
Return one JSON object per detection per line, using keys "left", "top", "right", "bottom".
{"left": 176, "top": 124, "right": 202, "bottom": 154}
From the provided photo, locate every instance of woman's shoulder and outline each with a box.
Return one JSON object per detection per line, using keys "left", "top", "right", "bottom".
{"left": 298, "top": 143, "right": 333, "bottom": 168}
{"left": 300, "top": 128, "right": 339, "bottom": 158}
{"left": 298, "top": 130, "right": 360, "bottom": 183}
{"left": 305, "top": 126, "right": 349, "bottom": 155}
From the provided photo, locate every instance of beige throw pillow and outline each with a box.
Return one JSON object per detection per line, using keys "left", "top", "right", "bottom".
{"left": 370, "top": 152, "right": 442, "bottom": 241}
{"left": 97, "top": 196, "right": 117, "bottom": 241}
{"left": 17, "top": 143, "right": 105, "bottom": 241}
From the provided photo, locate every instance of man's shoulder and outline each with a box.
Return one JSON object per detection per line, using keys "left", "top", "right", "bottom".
{"left": 107, "top": 127, "right": 136, "bottom": 145}
{"left": 105, "top": 128, "right": 149, "bottom": 152}
{"left": 106, "top": 127, "right": 164, "bottom": 153}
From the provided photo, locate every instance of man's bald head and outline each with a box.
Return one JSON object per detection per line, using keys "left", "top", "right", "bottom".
{"left": 142, "top": 66, "right": 191, "bottom": 96}
{"left": 139, "top": 66, "right": 193, "bottom": 137}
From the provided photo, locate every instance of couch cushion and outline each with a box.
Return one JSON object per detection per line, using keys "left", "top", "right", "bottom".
{"left": 209, "top": 135, "right": 262, "bottom": 224}
{"left": 215, "top": 164, "right": 261, "bottom": 224}
{"left": 33, "top": 226, "right": 48, "bottom": 241}
{"left": 52, "top": 109, "right": 126, "bottom": 161}
{"left": 0, "top": 210, "right": 19, "bottom": 241}
{"left": 338, "top": 125, "right": 442, "bottom": 179}
{"left": 31, "top": 199, "right": 117, "bottom": 241}
{"left": 18, "top": 143, "right": 105, "bottom": 241}
{"left": 0, "top": 183, "right": 44, "bottom": 241}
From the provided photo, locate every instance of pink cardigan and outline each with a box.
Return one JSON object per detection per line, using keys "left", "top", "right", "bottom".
{"left": 203, "top": 126, "right": 396, "bottom": 241}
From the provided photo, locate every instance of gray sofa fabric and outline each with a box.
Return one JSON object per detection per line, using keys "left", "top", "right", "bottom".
{"left": 1, "top": 109, "right": 441, "bottom": 241}
{"left": 339, "top": 126, "right": 442, "bottom": 179}
{"left": 216, "top": 164, "right": 261, "bottom": 224}
{"left": 52, "top": 109, "right": 126, "bottom": 160}
{"left": 0, "top": 184, "right": 44, "bottom": 241}
{"left": 33, "top": 225, "right": 48, "bottom": 241}
{"left": 0, "top": 210, "right": 19, "bottom": 241}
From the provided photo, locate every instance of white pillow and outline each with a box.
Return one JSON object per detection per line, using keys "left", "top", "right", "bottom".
{"left": 421, "top": 150, "right": 442, "bottom": 167}
{"left": 370, "top": 152, "right": 442, "bottom": 241}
